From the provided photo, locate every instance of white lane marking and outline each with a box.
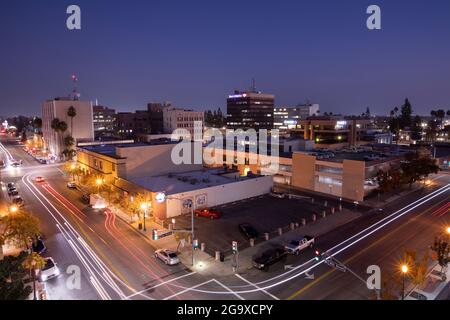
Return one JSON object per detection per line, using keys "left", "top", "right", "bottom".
{"left": 163, "top": 279, "right": 215, "bottom": 300}
{"left": 235, "top": 274, "right": 279, "bottom": 300}
{"left": 213, "top": 279, "right": 245, "bottom": 300}
{"left": 125, "top": 271, "right": 198, "bottom": 299}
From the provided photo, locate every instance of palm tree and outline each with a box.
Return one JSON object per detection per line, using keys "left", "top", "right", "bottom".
{"left": 67, "top": 106, "right": 77, "bottom": 137}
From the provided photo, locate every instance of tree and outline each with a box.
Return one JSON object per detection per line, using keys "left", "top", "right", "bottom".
{"left": 0, "top": 251, "right": 32, "bottom": 300}
{"left": 22, "top": 252, "right": 46, "bottom": 300}
{"left": 388, "top": 107, "right": 401, "bottom": 143}
{"left": 402, "top": 249, "right": 429, "bottom": 287}
{"left": 400, "top": 98, "right": 413, "bottom": 129}
{"left": 67, "top": 106, "right": 77, "bottom": 137}
{"left": 0, "top": 211, "right": 41, "bottom": 260}
{"left": 376, "top": 169, "right": 402, "bottom": 194}
{"left": 431, "top": 236, "right": 450, "bottom": 280}
{"left": 401, "top": 152, "right": 439, "bottom": 188}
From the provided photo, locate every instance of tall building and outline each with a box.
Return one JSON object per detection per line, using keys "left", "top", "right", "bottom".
{"left": 163, "top": 107, "right": 204, "bottom": 137}
{"left": 116, "top": 110, "right": 151, "bottom": 137}
{"left": 93, "top": 105, "right": 116, "bottom": 135}
{"left": 42, "top": 97, "right": 94, "bottom": 159}
{"left": 147, "top": 102, "right": 171, "bottom": 134}
{"left": 226, "top": 90, "right": 275, "bottom": 130}
{"left": 274, "top": 103, "right": 320, "bottom": 130}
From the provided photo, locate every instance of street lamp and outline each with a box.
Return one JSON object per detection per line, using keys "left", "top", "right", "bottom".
{"left": 140, "top": 202, "right": 150, "bottom": 232}
{"left": 95, "top": 178, "right": 103, "bottom": 194}
{"left": 9, "top": 205, "right": 18, "bottom": 213}
{"left": 401, "top": 264, "right": 408, "bottom": 300}
{"left": 446, "top": 226, "right": 450, "bottom": 235}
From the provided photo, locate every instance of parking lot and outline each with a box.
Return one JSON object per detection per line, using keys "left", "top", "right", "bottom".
{"left": 166, "top": 194, "right": 331, "bottom": 257}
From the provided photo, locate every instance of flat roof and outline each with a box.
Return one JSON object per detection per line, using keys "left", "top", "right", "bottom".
{"left": 79, "top": 139, "right": 178, "bottom": 158}
{"left": 130, "top": 168, "right": 260, "bottom": 195}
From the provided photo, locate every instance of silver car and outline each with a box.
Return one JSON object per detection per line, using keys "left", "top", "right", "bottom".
{"left": 154, "top": 249, "right": 180, "bottom": 265}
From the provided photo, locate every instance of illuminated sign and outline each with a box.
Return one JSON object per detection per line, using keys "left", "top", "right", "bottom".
{"left": 228, "top": 94, "right": 247, "bottom": 99}
{"left": 155, "top": 192, "right": 166, "bottom": 203}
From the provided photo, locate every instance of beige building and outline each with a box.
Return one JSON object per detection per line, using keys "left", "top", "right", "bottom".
{"left": 42, "top": 98, "right": 94, "bottom": 159}
{"left": 163, "top": 108, "right": 204, "bottom": 137}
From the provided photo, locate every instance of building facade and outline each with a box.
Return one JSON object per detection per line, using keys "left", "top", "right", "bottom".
{"left": 274, "top": 103, "right": 320, "bottom": 130}
{"left": 163, "top": 108, "right": 204, "bottom": 137}
{"left": 226, "top": 90, "right": 275, "bottom": 130}
{"left": 42, "top": 97, "right": 94, "bottom": 159}
{"left": 147, "top": 102, "right": 171, "bottom": 134}
{"left": 297, "top": 116, "right": 374, "bottom": 149}
{"left": 93, "top": 105, "right": 116, "bottom": 135}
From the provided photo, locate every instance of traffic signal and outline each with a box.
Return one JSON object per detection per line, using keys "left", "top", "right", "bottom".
{"left": 314, "top": 249, "right": 321, "bottom": 261}
{"left": 152, "top": 229, "right": 159, "bottom": 240}
{"left": 232, "top": 241, "right": 238, "bottom": 254}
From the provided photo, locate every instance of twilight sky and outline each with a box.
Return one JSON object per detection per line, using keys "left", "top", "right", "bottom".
{"left": 0, "top": 0, "right": 449, "bottom": 117}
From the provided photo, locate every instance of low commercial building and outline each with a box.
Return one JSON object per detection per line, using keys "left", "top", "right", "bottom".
{"left": 296, "top": 115, "right": 375, "bottom": 149}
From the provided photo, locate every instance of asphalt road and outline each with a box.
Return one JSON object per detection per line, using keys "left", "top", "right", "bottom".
{"left": 1, "top": 135, "right": 449, "bottom": 300}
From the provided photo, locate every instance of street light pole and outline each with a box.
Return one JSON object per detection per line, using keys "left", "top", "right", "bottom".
{"left": 143, "top": 206, "right": 147, "bottom": 232}
{"left": 190, "top": 202, "right": 195, "bottom": 267}
{"left": 401, "top": 265, "right": 408, "bottom": 300}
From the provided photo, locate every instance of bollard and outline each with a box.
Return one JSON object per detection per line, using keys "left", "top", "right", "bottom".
{"left": 312, "top": 214, "right": 317, "bottom": 222}
{"left": 264, "top": 232, "right": 269, "bottom": 241}
{"left": 278, "top": 227, "right": 283, "bottom": 236}
{"left": 290, "top": 222, "right": 295, "bottom": 231}
{"left": 322, "top": 210, "right": 326, "bottom": 218}
{"left": 215, "top": 251, "right": 221, "bottom": 261}
{"left": 324, "top": 200, "right": 328, "bottom": 207}
{"left": 301, "top": 218, "right": 306, "bottom": 226}
{"left": 250, "top": 238, "right": 255, "bottom": 247}
{"left": 331, "top": 207, "right": 335, "bottom": 214}
{"left": 201, "top": 243, "right": 206, "bottom": 252}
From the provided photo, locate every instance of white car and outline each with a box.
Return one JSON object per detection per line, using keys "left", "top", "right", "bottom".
{"left": 154, "top": 249, "right": 180, "bottom": 265}
{"left": 285, "top": 236, "right": 315, "bottom": 255}
{"left": 67, "top": 182, "right": 77, "bottom": 189}
{"left": 39, "top": 257, "right": 60, "bottom": 282}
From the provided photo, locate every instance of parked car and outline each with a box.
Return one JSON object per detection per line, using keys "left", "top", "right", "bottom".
{"left": 35, "top": 176, "right": 45, "bottom": 183}
{"left": 32, "top": 237, "right": 47, "bottom": 255}
{"left": 194, "top": 208, "right": 221, "bottom": 219}
{"left": 7, "top": 182, "right": 15, "bottom": 189}
{"left": 252, "top": 247, "right": 287, "bottom": 271}
{"left": 11, "top": 161, "right": 21, "bottom": 167}
{"left": 239, "top": 223, "right": 259, "bottom": 240}
{"left": 8, "top": 188, "right": 19, "bottom": 197}
{"left": 285, "top": 236, "right": 315, "bottom": 255}
{"left": 67, "top": 182, "right": 77, "bottom": 189}
{"left": 38, "top": 257, "right": 60, "bottom": 282}
{"left": 154, "top": 249, "right": 180, "bottom": 265}
{"left": 12, "top": 196, "right": 24, "bottom": 207}
{"left": 270, "top": 191, "right": 285, "bottom": 199}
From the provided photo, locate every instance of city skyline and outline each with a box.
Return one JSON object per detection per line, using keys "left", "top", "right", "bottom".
{"left": 1, "top": 0, "right": 450, "bottom": 117}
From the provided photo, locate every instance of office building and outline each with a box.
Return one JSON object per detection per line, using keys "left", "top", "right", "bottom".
{"left": 41, "top": 97, "right": 94, "bottom": 160}
{"left": 147, "top": 102, "right": 171, "bottom": 134}
{"left": 274, "top": 103, "right": 320, "bottom": 130}
{"left": 163, "top": 107, "right": 204, "bottom": 137}
{"left": 226, "top": 90, "right": 275, "bottom": 130}
{"left": 93, "top": 105, "right": 116, "bottom": 135}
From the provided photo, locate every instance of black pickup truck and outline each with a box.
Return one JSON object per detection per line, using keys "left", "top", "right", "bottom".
{"left": 252, "top": 247, "right": 287, "bottom": 271}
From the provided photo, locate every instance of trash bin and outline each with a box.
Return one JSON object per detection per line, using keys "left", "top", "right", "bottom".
{"left": 138, "top": 223, "right": 142, "bottom": 230}
{"left": 220, "top": 252, "right": 225, "bottom": 262}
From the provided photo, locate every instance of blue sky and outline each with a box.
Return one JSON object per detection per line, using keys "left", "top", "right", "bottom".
{"left": 1, "top": 0, "right": 449, "bottom": 117}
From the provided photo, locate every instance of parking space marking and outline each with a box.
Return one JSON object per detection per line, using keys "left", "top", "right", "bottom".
{"left": 235, "top": 274, "right": 279, "bottom": 300}
{"left": 213, "top": 279, "right": 245, "bottom": 300}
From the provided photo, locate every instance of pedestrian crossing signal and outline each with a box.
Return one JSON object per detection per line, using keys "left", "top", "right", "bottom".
{"left": 152, "top": 229, "right": 158, "bottom": 240}
{"left": 314, "top": 249, "right": 321, "bottom": 261}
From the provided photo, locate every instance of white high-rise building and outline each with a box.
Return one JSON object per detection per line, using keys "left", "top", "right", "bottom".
{"left": 42, "top": 97, "right": 94, "bottom": 160}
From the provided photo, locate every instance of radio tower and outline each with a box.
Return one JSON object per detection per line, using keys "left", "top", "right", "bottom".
{"left": 71, "top": 74, "right": 80, "bottom": 100}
